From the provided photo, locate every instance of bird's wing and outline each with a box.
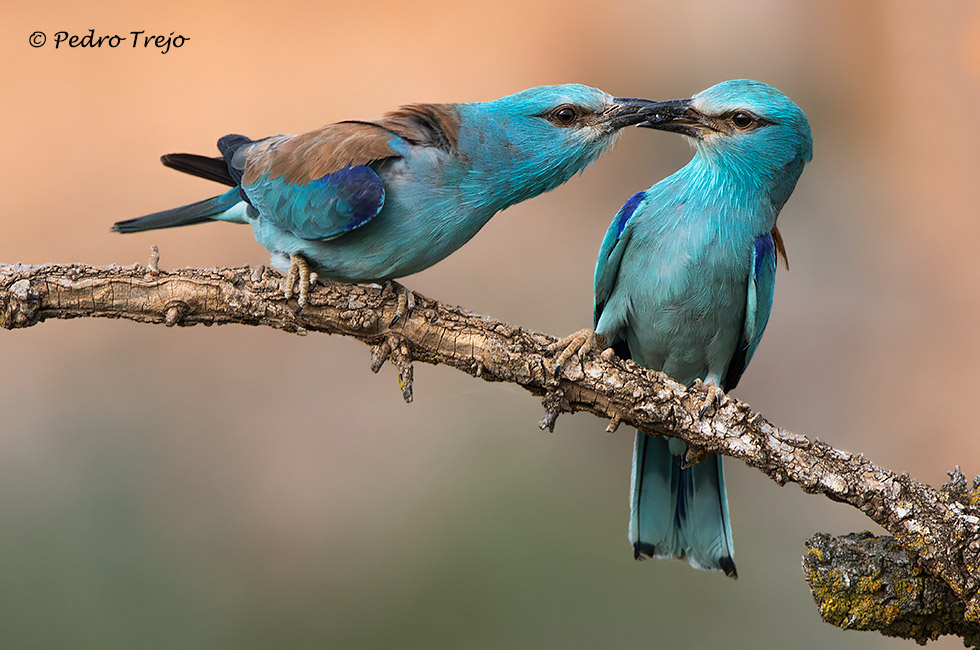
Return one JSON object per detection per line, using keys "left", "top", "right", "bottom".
{"left": 238, "top": 122, "right": 403, "bottom": 241}
{"left": 722, "top": 232, "right": 777, "bottom": 391}
{"left": 237, "top": 104, "right": 460, "bottom": 242}
{"left": 593, "top": 192, "right": 646, "bottom": 359}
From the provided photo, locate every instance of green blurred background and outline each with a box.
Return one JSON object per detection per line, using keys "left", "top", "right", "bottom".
{"left": 3, "top": 1, "right": 980, "bottom": 647}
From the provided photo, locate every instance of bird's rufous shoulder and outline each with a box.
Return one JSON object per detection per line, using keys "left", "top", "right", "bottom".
{"left": 241, "top": 103, "right": 461, "bottom": 187}
{"left": 241, "top": 122, "right": 403, "bottom": 186}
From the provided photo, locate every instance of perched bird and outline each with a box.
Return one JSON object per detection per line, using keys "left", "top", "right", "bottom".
{"left": 113, "top": 85, "right": 659, "bottom": 311}
{"left": 554, "top": 80, "right": 812, "bottom": 576}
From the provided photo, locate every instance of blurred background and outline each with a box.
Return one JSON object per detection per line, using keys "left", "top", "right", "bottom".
{"left": 2, "top": 0, "right": 979, "bottom": 647}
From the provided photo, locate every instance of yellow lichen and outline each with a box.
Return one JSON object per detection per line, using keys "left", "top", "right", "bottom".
{"left": 808, "top": 567, "right": 913, "bottom": 629}
{"left": 968, "top": 483, "right": 980, "bottom": 508}
{"left": 806, "top": 547, "right": 825, "bottom": 562}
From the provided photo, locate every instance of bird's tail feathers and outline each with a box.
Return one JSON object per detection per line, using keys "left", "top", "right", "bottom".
{"left": 161, "top": 153, "right": 237, "bottom": 187}
{"left": 112, "top": 188, "right": 243, "bottom": 233}
{"left": 216, "top": 134, "right": 253, "bottom": 160}
{"left": 629, "top": 432, "right": 737, "bottom": 578}
{"left": 160, "top": 133, "right": 255, "bottom": 188}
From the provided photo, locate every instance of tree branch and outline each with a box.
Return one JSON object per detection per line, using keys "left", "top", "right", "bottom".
{"left": 4, "top": 259, "right": 980, "bottom": 642}
{"left": 804, "top": 532, "right": 980, "bottom": 645}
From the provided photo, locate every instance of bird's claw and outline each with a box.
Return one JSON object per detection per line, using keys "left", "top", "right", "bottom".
{"left": 284, "top": 254, "right": 315, "bottom": 310}
{"left": 698, "top": 383, "right": 725, "bottom": 419}
{"left": 548, "top": 329, "right": 607, "bottom": 378}
{"left": 383, "top": 280, "right": 415, "bottom": 327}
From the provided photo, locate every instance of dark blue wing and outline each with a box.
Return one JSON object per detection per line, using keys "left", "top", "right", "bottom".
{"left": 239, "top": 122, "right": 407, "bottom": 241}
{"left": 594, "top": 192, "right": 644, "bottom": 325}
{"left": 244, "top": 165, "right": 386, "bottom": 241}
{"left": 722, "top": 232, "right": 777, "bottom": 391}
{"left": 594, "top": 191, "right": 645, "bottom": 360}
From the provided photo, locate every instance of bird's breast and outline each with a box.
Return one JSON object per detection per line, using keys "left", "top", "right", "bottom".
{"left": 623, "top": 225, "right": 753, "bottom": 383}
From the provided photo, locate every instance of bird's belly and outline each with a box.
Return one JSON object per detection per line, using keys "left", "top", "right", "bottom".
{"left": 252, "top": 197, "right": 495, "bottom": 283}
{"left": 627, "top": 272, "right": 746, "bottom": 386}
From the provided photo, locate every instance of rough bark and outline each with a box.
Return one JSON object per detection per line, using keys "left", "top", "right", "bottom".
{"left": 805, "top": 532, "right": 980, "bottom": 646}
{"left": 3, "top": 259, "right": 980, "bottom": 644}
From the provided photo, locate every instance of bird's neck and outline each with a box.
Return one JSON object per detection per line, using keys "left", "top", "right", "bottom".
{"left": 483, "top": 157, "right": 600, "bottom": 212}
{"left": 450, "top": 107, "right": 611, "bottom": 213}
{"left": 661, "top": 152, "right": 799, "bottom": 238}
{"left": 692, "top": 144, "right": 807, "bottom": 212}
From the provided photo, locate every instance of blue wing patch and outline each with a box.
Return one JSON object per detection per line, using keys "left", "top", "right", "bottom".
{"left": 615, "top": 192, "right": 645, "bottom": 237}
{"left": 309, "top": 166, "right": 386, "bottom": 234}
{"left": 723, "top": 232, "right": 777, "bottom": 390}
{"left": 594, "top": 191, "right": 646, "bottom": 325}
{"left": 753, "top": 232, "right": 775, "bottom": 281}
{"left": 244, "top": 164, "right": 385, "bottom": 241}
{"left": 748, "top": 232, "right": 777, "bottom": 348}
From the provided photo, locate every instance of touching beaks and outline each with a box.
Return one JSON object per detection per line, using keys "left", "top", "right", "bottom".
{"left": 600, "top": 98, "right": 665, "bottom": 130}
{"left": 638, "top": 98, "right": 719, "bottom": 137}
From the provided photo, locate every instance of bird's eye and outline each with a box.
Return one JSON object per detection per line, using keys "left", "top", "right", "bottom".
{"left": 731, "top": 112, "right": 755, "bottom": 130}
{"left": 551, "top": 105, "right": 579, "bottom": 126}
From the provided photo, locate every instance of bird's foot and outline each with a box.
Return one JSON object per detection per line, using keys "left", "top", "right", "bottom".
{"left": 284, "top": 254, "right": 316, "bottom": 310}
{"left": 382, "top": 280, "right": 415, "bottom": 327}
{"left": 547, "top": 329, "right": 607, "bottom": 378}
{"left": 697, "top": 382, "right": 725, "bottom": 419}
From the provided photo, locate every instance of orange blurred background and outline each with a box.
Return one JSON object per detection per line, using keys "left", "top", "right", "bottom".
{"left": 2, "top": 1, "right": 980, "bottom": 647}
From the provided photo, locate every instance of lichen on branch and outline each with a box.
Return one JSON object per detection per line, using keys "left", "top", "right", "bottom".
{"left": 805, "top": 531, "right": 980, "bottom": 645}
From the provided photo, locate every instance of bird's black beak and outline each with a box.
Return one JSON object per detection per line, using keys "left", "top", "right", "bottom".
{"left": 638, "top": 98, "right": 716, "bottom": 137}
{"left": 600, "top": 97, "right": 665, "bottom": 130}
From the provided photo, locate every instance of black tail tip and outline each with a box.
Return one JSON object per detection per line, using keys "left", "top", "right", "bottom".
{"left": 719, "top": 556, "right": 738, "bottom": 579}
{"left": 110, "top": 219, "right": 136, "bottom": 233}
{"left": 632, "top": 542, "right": 738, "bottom": 578}
{"left": 633, "top": 542, "right": 656, "bottom": 560}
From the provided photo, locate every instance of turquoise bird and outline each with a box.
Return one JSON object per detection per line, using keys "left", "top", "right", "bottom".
{"left": 113, "top": 85, "right": 659, "bottom": 312}
{"left": 556, "top": 80, "right": 812, "bottom": 576}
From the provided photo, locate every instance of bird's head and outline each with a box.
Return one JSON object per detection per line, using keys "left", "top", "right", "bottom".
{"left": 461, "top": 84, "right": 659, "bottom": 202}
{"left": 641, "top": 80, "right": 812, "bottom": 193}
{"left": 487, "top": 83, "right": 658, "bottom": 136}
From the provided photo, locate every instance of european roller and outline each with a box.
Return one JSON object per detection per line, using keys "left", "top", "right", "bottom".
{"left": 555, "top": 80, "right": 812, "bottom": 576}
{"left": 113, "top": 85, "right": 659, "bottom": 313}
